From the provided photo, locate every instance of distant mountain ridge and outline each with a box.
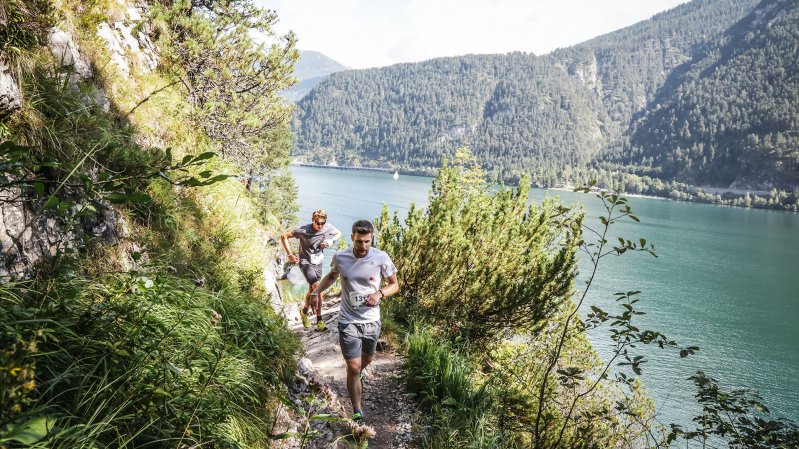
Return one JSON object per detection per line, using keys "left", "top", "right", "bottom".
{"left": 291, "top": 0, "right": 798, "bottom": 209}
{"left": 283, "top": 50, "right": 348, "bottom": 102}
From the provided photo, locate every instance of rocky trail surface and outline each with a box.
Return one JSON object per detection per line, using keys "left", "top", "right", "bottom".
{"left": 275, "top": 295, "right": 417, "bottom": 449}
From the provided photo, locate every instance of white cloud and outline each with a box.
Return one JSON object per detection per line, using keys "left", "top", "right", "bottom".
{"left": 261, "top": 0, "right": 690, "bottom": 69}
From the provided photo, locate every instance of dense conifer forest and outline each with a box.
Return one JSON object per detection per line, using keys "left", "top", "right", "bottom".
{"left": 292, "top": 0, "right": 799, "bottom": 210}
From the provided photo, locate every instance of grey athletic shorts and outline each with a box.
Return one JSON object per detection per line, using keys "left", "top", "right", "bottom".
{"left": 338, "top": 321, "right": 381, "bottom": 361}
{"left": 300, "top": 262, "right": 322, "bottom": 284}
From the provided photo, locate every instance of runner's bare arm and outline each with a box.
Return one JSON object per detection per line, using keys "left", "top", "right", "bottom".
{"left": 365, "top": 274, "right": 398, "bottom": 306}
{"left": 320, "top": 228, "right": 342, "bottom": 249}
{"left": 312, "top": 271, "right": 340, "bottom": 296}
{"left": 280, "top": 230, "right": 299, "bottom": 264}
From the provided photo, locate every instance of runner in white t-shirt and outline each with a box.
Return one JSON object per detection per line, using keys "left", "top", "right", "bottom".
{"left": 312, "top": 219, "right": 399, "bottom": 424}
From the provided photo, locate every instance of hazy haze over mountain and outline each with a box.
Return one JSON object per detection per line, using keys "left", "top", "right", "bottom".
{"left": 282, "top": 50, "right": 349, "bottom": 102}
{"left": 263, "top": 0, "right": 692, "bottom": 69}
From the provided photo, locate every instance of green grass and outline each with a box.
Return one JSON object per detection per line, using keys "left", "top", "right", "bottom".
{"left": 0, "top": 271, "right": 299, "bottom": 448}
{"left": 0, "top": 28, "right": 302, "bottom": 445}
{"left": 0, "top": 2, "right": 301, "bottom": 448}
{"left": 405, "top": 326, "right": 508, "bottom": 449}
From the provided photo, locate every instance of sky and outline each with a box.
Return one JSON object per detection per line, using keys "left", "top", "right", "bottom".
{"left": 259, "top": 0, "right": 692, "bottom": 69}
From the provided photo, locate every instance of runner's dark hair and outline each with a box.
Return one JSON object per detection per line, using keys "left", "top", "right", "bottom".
{"left": 352, "top": 220, "right": 373, "bottom": 235}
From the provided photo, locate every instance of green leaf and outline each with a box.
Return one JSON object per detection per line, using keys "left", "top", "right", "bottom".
{"left": 153, "top": 388, "right": 172, "bottom": 397}
{"left": 207, "top": 174, "right": 229, "bottom": 183}
{"left": 104, "top": 192, "right": 129, "bottom": 203}
{"left": 0, "top": 416, "right": 54, "bottom": 444}
{"left": 190, "top": 151, "right": 216, "bottom": 163}
{"left": 0, "top": 141, "right": 17, "bottom": 151}
{"left": 33, "top": 181, "right": 45, "bottom": 197}
{"left": 442, "top": 397, "right": 459, "bottom": 406}
{"left": 74, "top": 203, "right": 98, "bottom": 218}
{"left": 43, "top": 196, "right": 59, "bottom": 209}
{"left": 126, "top": 193, "right": 152, "bottom": 203}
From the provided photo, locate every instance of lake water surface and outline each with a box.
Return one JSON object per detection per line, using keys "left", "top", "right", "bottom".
{"left": 289, "top": 165, "right": 799, "bottom": 426}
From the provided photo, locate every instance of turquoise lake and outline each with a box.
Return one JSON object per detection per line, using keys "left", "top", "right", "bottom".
{"left": 288, "top": 165, "right": 799, "bottom": 427}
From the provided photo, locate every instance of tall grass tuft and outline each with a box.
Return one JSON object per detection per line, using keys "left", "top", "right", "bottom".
{"left": 405, "top": 326, "right": 509, "bottom": 449}
{"left": 1, "top": 271, "right": 300, "bottom": 448}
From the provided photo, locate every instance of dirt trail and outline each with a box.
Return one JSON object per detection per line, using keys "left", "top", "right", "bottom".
{"left": 285, "top": 296, "right": 417, "bottom": 449}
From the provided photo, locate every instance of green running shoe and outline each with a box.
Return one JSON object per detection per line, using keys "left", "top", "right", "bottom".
{"left": 352, "top": 410, "right": 364, "bottom": 424}
{"left": 299, "top": 308, "right": 310, "bottom": 328}
{"left": 316, "top": 320, "right": 327, "bottom": 332}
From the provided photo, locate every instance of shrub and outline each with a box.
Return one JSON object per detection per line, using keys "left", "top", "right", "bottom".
{"left": 377, "top": 148, "right": 582, "bottom": 344}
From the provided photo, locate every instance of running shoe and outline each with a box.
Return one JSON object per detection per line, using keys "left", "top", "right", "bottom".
{"left": 316, "top": 320, "right": 327, "bottom": 332}
{"left": 352, "top": 410, "right": 364, "bottom": 424}
{"left": 299, "top": 308, "right": 310, "bottom": 328}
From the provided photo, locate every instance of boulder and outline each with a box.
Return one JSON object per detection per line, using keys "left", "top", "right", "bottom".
{"left": 48, "top": 27, "right": 93, "bottom": 79}
{"left": 0, "top": 190, "right": 77, "bottom": 279}
{"left": 96, "top": 5, "right": 159, "bottom": 78}
{"left": 96, "top": 22, "right": 131, "bottom": 76}
{"left": 0, "top": 189, "right": 126, "bottom": 279}
{"left": 0, "top": 58, "right": 21, "bottom": 117}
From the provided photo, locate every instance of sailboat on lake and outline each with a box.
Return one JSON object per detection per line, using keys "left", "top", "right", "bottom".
{"left": 393, "top": 170, "right": 399, "bottom": 180}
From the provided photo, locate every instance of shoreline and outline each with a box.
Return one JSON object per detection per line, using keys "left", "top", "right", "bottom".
{"left": 290, "top": 165, "right": 796, "bottom": 213}
{"left": 546, "top": 186, "right": 669, "bottom": 201}
{"left": 290, "top": 162, "right": 394, "bottom": 173}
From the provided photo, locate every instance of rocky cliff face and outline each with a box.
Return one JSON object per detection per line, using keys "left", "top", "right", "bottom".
{"left": 0, "top": 190, "right": 124, "bottom": 278}
{"left": 0, "top": 58, "right": 21, "bottom": 117}
{"left": 0, "top": 4, "right": 155, "bottom": 278}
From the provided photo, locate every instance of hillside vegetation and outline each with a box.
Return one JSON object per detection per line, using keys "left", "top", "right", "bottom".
{"left": 623, "top": 0, "right": 799, "bottom": 191}
{"left": 292, "top": 0, "right": 799, "bottom": 210}
{"left": 1, "top": 0, "right": 303, "bottom": 447}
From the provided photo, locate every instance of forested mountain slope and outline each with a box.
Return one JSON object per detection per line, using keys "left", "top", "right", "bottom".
{"left": 291, "top": 0, "right": 799, "bottom": 210}
{"left": 620, "top": 0, "right": 799, "bottom": 191}
{"left": 549, "top": 0, "right": 761, "bottom": 130}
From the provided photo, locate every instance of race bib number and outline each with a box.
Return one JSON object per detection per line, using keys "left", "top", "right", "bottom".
{"left": 348, "top": 291, "right": 369, "bottom": 308}
{"left": 309, "top": 251, "right": 324, "bottom": 265}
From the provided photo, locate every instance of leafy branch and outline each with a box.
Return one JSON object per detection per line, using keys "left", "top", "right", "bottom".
{"left": 1, "top": 140, "right": 229, "bottom": 214}
{"left": 532, "top": 182, "right": 695, "bottom": 449}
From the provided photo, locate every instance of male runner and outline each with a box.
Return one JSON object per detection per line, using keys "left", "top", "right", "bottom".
{"left": 280, "top": 209, "right": 341, "bottom": 331}
{"left": 312, "top": 219, "right": 399, "bottom": 423}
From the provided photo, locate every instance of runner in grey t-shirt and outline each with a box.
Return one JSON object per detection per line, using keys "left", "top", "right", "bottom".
{"left": 312, "top": 219, "right": 399, "bottom": 424}
{"left": 280, "top": 209, "right": 341, "bottom": 330}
